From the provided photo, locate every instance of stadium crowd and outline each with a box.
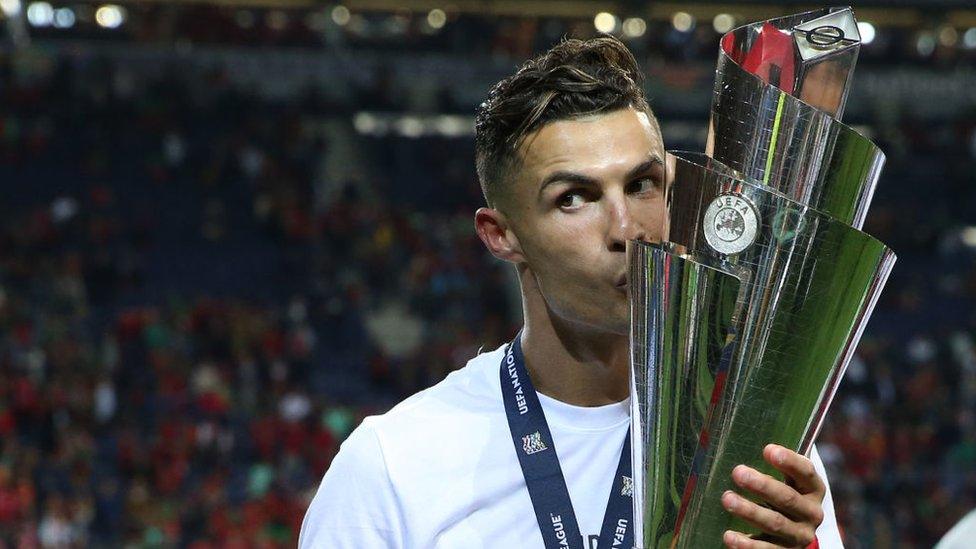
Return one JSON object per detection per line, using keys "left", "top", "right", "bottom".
{"left": 0, "top": 44, "right": 974, "bottom": 548}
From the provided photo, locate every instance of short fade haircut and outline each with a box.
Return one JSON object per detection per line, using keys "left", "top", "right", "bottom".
{"left": 475, "top": 36, "right": 654, "bottom": 209}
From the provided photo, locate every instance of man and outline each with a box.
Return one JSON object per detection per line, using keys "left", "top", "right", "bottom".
{"left": 300, "top": 36, "right": 842, "bottom": 548}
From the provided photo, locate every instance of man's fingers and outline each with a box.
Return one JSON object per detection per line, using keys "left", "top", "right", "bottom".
{"left": 724, "top": 446, "right": 825, "bottom": 546}
{"left": 763, "top": 444, "right": 825, "bottom": 496}
{"left": 722, "top": 530, "right": 785, "bottom": 549}
{"left": 721, "top": 490, "right": 817, "bottom": 547}
{"left": 731, "top": 464, "right": 823, "bottom": 525}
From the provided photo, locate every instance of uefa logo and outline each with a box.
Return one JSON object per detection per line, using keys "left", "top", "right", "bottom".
{"left": 620, "top": 476, "right": 634, "bottom": 498}
{"left": 522, "top": 432, "right": 548, "bottom": 455}
{"left": 703, "top": 193, "right": 760, "bottom": 255}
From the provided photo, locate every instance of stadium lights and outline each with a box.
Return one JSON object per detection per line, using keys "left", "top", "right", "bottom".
{"left": 95, "top": 4, "right": 124, "bottom": 29}
{"left": 353, "top": 113, "right": 474, "bottom": 138}
{"left": 427, "top": 8, "right": 446, "bottom": 30}
{"left": 712, "top": 13, "right": 735, "bottom": 34}
{"left": 672, "top": 11, "right": 694, "bottom": 33}
{"left": 52, "top": 6, "right": 74, "bottom": 28}
{"left": 593, "top": 12, "right": 617, "bottom": 34}
{"left": 622, "top": 17, "right": 646, "bottom": 39}
{"left": 938, "top": 25, "right": 958, "bottom": 47}
{"left": 857, "top": 21, "right": 876, "bottom": 45}
{"left": 964, "top": 28, "right": 976, "bottom": 50}
{"left": 26, "top": 1, "right": 53, "bottom": 27}
{"left": 962, "top": 227, "right": 976, "bottom": 248}
{"left": 434, "top": 115, "right": 469, "bottom": 138}
{"left": 916, "top": 31, "right": 936, "bottom": 56}
{"left": 0, "top": 0, "right": 21, "bottom": 17}
{"left": 331, "top": 5, "right": 350, "bottom": 26}
{"left": 353, "top": 112, "right": 380, "bottom": 135}
{"left": 395, "top": 116, "right": 424, "bottom": 138}
{"left": 593, "top": 12, "right": 616, "bottom": 33}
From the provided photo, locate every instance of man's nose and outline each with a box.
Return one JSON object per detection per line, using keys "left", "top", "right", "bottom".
{"left": 607, "top": 199, "right": 647, "bottom": 252}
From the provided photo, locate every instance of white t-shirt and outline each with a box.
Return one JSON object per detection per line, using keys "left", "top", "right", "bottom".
{"left": 936, "top": 509, "right": 976, "bottom": 549}
{"left": 300, "top": 344, "right": 843, "bottom": 548}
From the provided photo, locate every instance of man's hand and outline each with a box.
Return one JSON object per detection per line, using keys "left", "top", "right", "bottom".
{"left": 721, "top": 444, "right": 826, "bottom": 548}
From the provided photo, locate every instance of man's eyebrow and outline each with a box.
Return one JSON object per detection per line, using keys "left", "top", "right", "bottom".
{"left": 538, "top": 171, "right": 599, "bottom": 198}
{"left": 625, "top": 155, "right": 665, "bottom": 180}
{"left": 537, "top": 154, "right": 666, "bottom": 199}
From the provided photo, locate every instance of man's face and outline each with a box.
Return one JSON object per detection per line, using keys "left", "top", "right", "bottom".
{"left": 505, "top": 107, "right": 666, "bottom": 335}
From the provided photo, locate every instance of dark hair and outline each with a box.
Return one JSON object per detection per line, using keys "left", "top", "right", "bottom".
{"left": 475, "top": 36, "right": 653, "bottom": 208}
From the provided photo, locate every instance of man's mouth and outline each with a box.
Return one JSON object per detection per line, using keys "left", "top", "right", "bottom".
{"left": 615, "top": 274, "right": 628, "bottom": 289}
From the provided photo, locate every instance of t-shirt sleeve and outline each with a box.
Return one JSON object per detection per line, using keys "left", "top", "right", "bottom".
{"left": 935, "top": 509, "right": 976, "bottom": 548}
{"left": 298, "top": 419, "right": 406, "bottom": 549}
{"left": 809, "top": 443, "right": 844, "bottom": 548}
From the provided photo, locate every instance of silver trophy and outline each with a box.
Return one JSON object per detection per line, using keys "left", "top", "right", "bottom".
{"left": 629, "top": 8, "right": 896, "bottom": 548}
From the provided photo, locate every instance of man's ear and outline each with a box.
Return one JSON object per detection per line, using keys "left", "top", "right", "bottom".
{"left": 475, "top": 207, "right": 525, "bottom": 264}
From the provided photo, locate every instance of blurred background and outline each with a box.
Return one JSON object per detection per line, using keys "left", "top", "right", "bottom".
{"left": 0, "top": 0, "right": 974, "bottom": 547}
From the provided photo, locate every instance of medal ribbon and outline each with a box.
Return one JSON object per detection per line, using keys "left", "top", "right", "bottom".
{"left": 500, "top": 335, "right": 634, "bottom": 549}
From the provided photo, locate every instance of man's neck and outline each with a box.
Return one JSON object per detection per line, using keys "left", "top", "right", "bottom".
{"left": 518, "top": 278, "right": 630, "bottom": 407}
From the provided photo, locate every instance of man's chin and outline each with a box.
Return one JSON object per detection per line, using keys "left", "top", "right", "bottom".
{"left": 595, "top": 311, "right": 631, "bottom": 337}
{"left": 549, "top": 298, "right": 631, "bottom": 337}
{"left": 597, "top": 301, "right": 632, "bottom": 336}
{"left": 607, "top": 320, "right": 630, "bottom": 337}
{"left": 558, "top": 313, "right": 630, "bottom": 338}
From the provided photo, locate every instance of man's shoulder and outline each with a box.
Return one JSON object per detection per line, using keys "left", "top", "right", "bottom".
{"left": 301, "top": 343, "right": 518, "bottom": 547}
{"left": 330, "top": 343, "right": 510, "bottom": 491}
{"left": 354, "top": 343, "right": 507, "bottom": 444}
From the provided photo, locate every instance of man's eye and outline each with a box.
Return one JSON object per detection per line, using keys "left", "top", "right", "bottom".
{"left": 557, "top": 192, "right": 586, "bottom": 209}
{"left": 627, "top": 177, "right": 659, "bottom": 194}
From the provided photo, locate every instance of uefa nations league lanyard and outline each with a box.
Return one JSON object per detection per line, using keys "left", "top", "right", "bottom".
{"left": 500, "top": 336, "right": 633, "bottom": 549}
